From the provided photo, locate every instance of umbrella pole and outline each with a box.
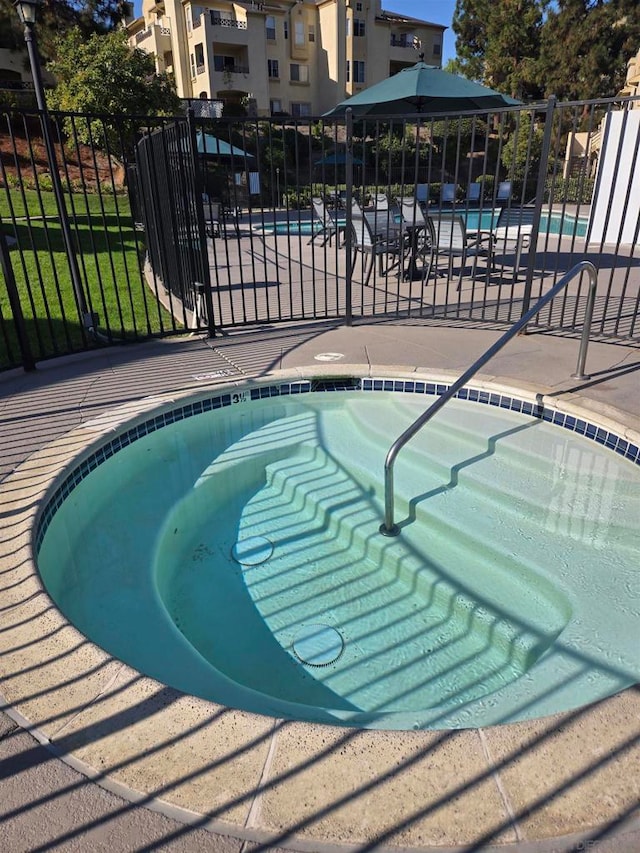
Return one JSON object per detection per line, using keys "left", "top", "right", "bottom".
{"left": 344, "top": 108, "right": 353, "bottom": 326}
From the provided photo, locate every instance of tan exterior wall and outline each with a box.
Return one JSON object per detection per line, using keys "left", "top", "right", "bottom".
{"left": 128, "top": 0, "right": 445, "bottom": 116}
{"left": 619, "top": 46, "right": 640, "bottom": 103}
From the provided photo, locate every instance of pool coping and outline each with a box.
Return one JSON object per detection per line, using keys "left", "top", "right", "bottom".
{"left": 1, "top": 364, "right": 639, "bottom": 851}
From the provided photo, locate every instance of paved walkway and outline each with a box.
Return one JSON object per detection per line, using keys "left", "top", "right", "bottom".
{"left": 1, "top": 321, "right": 639, "bottom": 852}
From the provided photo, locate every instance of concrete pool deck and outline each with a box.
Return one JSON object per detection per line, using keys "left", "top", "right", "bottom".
{"left": 1, "top": 320, "right": 639, "bottom": 852}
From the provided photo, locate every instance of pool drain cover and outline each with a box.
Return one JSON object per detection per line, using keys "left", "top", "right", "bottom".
{"left": 293, "top": 624, "right": 344, "bottom": 666}
{"left": 231, "top": 536, "right": 273, "bottom": 566}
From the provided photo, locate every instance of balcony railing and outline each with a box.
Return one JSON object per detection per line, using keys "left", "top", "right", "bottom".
{"left": 215, "top": 64, "right": 250, "bottom": 75}
{"left": 390, "top": 34, "right": 414, "bottom": 48}
{"left": 210, "top": 13, "right": 247, "bottom": 29}
{"left": 0, "top": 80, "right": 35, "bottom": 91}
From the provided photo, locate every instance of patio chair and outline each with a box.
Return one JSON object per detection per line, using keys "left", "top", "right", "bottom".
{"left": 492, "top": 205, "right": 536, "bottom": 277}
{"left": 202, "top": 196, "right": 220, "bottom": 238}
{"left": 496, "top": 181, "right": 513, "bottom": 205}
{"left": 415, "top": 183, "right": 429, "bottom": 205}
{"left": 428, "top": 212, "right": 494, "bottom": 289}
{"left": 309, "top": 196, "right": 342, "bottom": 246}
{"left": 396, "top": 197, "right": 434, "bottom": 282}
{"left": 440, "top": 183, "right": 458, "bottom": 206}
{"left": 466, "top": 183, "right": 482, "bottom": 206}
{"left": 350, "top": 211, "right": 408, "bottom": 287}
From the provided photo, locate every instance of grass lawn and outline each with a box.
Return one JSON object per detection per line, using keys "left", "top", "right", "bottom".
{"left": 1, "top": 188, "right": 178, "bottom": 369}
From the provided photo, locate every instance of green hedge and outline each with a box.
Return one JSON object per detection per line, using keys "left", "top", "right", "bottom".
{"left": 546, "top": 176, "right": 595, "bottom": 204}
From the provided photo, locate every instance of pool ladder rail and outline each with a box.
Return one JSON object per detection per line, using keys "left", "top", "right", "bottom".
{"left": 380, "top": 260, "right": 598, "bottom": 537}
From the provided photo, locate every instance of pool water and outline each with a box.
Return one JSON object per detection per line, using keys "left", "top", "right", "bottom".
{"left": 258, "top": 211, "right": 587, "bottom": 238}
{"left": 37, "top": 386, "right": 640, "bottom": 730}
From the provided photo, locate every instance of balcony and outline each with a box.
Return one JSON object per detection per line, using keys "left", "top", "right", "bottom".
{"left": 215, "top": 64, "right": 250, "bottom": 75}
{"left": 135, "top": 23, "right": 171, "bottom": 49}
{"left": 210, "top": 13, "right": 247, "bottom": 30}
{"left": 390, "top": 34, "right": 415, "bottom": 48}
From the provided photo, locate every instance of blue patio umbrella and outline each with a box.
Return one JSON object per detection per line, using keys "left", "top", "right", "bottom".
{"left": 324, "top": 61, "right": 521, "bottom": 117}
{"left": 196, "top": 130, "right": 255, "bottom": 159}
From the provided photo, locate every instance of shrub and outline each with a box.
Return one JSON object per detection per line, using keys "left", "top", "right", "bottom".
{"left": 546, "top": 176, "right": 595, "bottom": 205}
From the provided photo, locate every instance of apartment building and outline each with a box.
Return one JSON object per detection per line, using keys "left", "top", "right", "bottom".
{"left": 126, "top": 0, "right": 445, "bottom": 117}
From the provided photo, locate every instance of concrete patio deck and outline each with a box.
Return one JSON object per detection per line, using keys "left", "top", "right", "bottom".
{"left": 1, "top": 320, "right": 639, "bottom": 852}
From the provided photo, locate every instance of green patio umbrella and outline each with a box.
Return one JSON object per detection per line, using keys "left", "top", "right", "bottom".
{"left": 314, "top": 151, "right": 363, "bottom": 166}
{"left": 196, "top": 130, "right": 255, "bottom": 160}
{"left": 324, "top": 62, "right": 521, "bottom": 118}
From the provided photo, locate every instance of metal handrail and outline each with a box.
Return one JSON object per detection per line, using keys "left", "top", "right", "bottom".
{"left": 379, "top": 260, "right": 598, "bottom": 536}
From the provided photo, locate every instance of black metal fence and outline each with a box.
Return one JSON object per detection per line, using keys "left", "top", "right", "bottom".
{"left": 1, "top": 95, "right": 639, "bottom": 371}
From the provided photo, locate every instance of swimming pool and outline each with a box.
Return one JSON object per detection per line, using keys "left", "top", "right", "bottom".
{"left": 257, "top": 210, "right": 588, "bottom": 239}
{"left": 36, "top": 376, "right": 639, "bottom": 731}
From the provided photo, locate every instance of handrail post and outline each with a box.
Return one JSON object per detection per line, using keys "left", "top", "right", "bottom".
{"left": 571, "top": 264, "right": 597, "bottom": 379}
{"left": 380, "top": 260, "right": 597, "bottom": 536}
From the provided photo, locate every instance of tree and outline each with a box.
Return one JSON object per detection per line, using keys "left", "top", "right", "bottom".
{"left": 537, "top": 0, "right": 640, "bottom": 102}
{"left": 501, "top": 111, "right": 545, "bottom": 197}
{"left": 0, "top": 0, "right": 125, "bottom": 62}
{"left": 484, "top": 0, "right": 547, "bottom": 100}
{"left": 451, "top": 0, "right": 548, "bottom": 100}
{"left": 450, "top": 0, "right": 493, "bottom": 83}
{"left": 47, "top": 29, "right": 181, "bottom": 154}
{"left": 452, "top": 0, "right": 640, "bottom": 104}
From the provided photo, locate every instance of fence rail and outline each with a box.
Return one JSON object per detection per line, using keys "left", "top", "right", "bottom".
{"left": 1, "top": 96, "right": 639, "bottom": 371}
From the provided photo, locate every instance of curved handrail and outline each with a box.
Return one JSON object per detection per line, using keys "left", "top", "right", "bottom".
{"left": 380, "top": 260, "right": 598, "bottom": 536}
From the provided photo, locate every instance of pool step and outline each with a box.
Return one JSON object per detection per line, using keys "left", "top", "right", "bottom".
{"left": 238, "top": 444, "right": 568, "bottom": 670}
{"left": 332, "top": 403, "right": 639, "bottom": 550}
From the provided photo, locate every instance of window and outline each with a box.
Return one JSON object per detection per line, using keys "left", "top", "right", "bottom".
{"left": 353, "top": 18, "right": 365, "bottom": 37}
{"left": 265, "top": 15, "right": 276, "bottom": 40}
{"left": 433, "top": 42, "right": 441, "bottom": 57}
{"left": 291, "top": 102, "right": 311, "bottom": 117}
{"left": 270, "top": 99, "right": 283, "bottom": 114}
{"left": 308, "top": 25, "right": 315, "bottom": 42}
{"left": 356, "top": 2, "right": 362, "bottom": 9}
{"left": 290, "top": 63, "right": 309, "bottom": 83}
{"left": 268, "top": 58, "right": 279, "bottom": 79}
{"left": 195, "top": 43, "right": 205, "bottom": 72}
{"left": 214, "top": 55, "right": 234, "bottom": 72}
{"left": 347, "top": 60, "right": 366, "bottom": 84}
{"left": 190, "top": 53, "right": 196, "bottom": 78}
{"left": 294, "top": 20, "right": 304, "bottom": 46}
{"left": 283, "top": 20, "right": 288, "bottom": 39}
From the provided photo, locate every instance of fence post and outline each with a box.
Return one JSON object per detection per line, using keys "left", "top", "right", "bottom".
{"left": 186, "top": 109, "right": 216, "bottom": 336}
{"left": 344, "top": 108, "right": 353, "bottom": 326}
{"left": 21, "top": 19, "right": 94, "bottom": 335}
{"left": 521, "top": 95, "right": 556, "bottom": 321}
{"left": 0, "top": 221, "right": 35, "bottom": 371}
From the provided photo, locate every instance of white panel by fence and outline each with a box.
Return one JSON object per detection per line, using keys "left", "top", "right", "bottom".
{"left": 588, "top": 110, "right": 640, "bottom": 246}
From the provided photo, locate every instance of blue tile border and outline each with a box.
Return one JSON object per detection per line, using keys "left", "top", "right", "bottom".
{"left": 35, "top": 379, "right": 640, "bottom": 553}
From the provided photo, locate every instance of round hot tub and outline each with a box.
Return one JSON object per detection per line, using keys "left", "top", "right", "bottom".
{"left": 36, "top": 376, "right": 640, "bottom": 730}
